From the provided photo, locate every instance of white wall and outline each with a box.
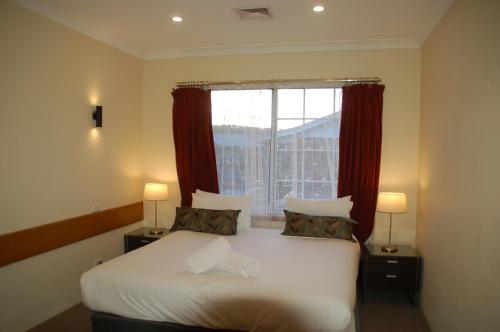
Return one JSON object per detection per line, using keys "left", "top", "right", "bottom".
{"left": 418, "top": 0, "right": 500, "bottom": 331}
{"left": 0, "top": 2, "right": 143, "bottom": 331}
{"left": 142, "top": 49, "right": 421, "bottom": 246}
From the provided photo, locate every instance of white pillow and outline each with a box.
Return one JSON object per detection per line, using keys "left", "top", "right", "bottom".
{"left": 192, "top": 192, "right": 252, "bottom": 230}
{"left": 285, "top": 196, "right": 353, "bottom": 218}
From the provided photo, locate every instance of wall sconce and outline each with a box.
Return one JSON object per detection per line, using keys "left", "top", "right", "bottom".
{"left": 92, "top": 106, "right": 103, "bottom": 127}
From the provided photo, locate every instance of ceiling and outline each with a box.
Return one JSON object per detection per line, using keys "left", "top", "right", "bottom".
{"left": 13, "top": 0, "right": 454, "bottom": 59}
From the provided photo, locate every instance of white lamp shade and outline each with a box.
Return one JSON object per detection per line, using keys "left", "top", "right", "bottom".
{"left": 143, "top": 183, "right": 168, "bottom": 201}
{"left": 376, "top": 192, "right": 407, "bottom": 213}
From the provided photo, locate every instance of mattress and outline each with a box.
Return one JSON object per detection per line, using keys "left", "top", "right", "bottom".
{"left": 81, "top": 228, "right": 360, "bottom": 332}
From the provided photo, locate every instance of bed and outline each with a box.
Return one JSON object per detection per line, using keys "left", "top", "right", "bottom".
{"left": 81, "top": 228, "right": 360, "bottom": 332}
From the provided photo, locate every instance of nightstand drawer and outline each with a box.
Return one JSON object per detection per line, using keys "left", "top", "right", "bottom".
{"left": 365, "top": 274, "right": 417, "bottom": 292}
{"left": 367, "top": 257, "right": 417, "bottom": 276}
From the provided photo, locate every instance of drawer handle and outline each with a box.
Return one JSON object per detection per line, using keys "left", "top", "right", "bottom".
{"left": 140, "top": 239, "right": 150, "bottom": 243}
{"left": 386, "top": 274, "right": 398, "bottom": 279}
{"left": 387, "top": 260, "right": 399, "bottom": 264}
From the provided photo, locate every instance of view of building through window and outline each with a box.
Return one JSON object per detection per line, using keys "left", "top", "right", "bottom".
{"left": 211, "top": 88, "right": 342, "bottom": 219}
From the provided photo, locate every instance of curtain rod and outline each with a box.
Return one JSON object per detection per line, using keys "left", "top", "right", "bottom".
{"left": 175, "top": 77, "right": 381, "bottom": 88}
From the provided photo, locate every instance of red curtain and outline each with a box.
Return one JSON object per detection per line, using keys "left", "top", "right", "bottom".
{"left": 172, "top": 88, "right": 219, "bottom": 207}
{"left": 338, "top": 84, "right": 385, "bottom": 244}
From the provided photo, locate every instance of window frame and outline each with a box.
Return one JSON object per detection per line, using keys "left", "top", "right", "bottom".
{"left": 211, "top": 86, "right": 342, "bottom": 217}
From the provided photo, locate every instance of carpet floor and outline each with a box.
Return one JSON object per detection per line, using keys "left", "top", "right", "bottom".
{"left": 29, "top": 293, "right": 431, "bottom": 332}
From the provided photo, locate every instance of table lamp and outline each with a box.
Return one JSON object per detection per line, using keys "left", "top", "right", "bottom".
{"left": 143, "top": 183, "right": 168, "bottom": 235}
{"left": 376, "top": 192, "right": 407, "bottom": 253}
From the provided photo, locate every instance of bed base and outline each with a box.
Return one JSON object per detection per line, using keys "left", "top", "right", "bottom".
{"left": 91, "top": 310, "right": 358, "bottom": 332}
{"left": 91, "top": 311, "right": 239, "bottom": 332}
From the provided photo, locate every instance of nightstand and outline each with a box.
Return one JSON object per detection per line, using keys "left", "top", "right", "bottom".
{"left": 361, "top": 244, "right": 421, "bottom": 306}
{"left": 124, "top": 227, "right": 169, "bottom": 253}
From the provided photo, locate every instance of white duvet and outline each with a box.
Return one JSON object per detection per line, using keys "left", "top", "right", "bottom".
{"left": 81, "top": 228, "right": 360, "bottom": 332}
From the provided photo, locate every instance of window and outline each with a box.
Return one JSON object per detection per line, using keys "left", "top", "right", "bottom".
{"left": 211, "top": 88, "right": 342, "bottom": 219}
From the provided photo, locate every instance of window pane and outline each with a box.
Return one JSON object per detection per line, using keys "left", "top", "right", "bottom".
{"left": 277, "top": 89, "right": 303, "bottom": 118}
{"left": 277, "top": 119, "right": 303, "bottom": 150}
{"left": 303, "top": 151, "right": 333, "bottom": 181}
{"left": 276, "top": 150, "right": 303, "bottom": 183}
{"left": 304, "top": 182, "right": 334, "bottom": 199}
{"left": 310, "top": 118, "right": 336, "bottom": 150}
{"left": 304, "top": 118, "right": 324, "bottom": 150}
{"left": 212, "top": 90, "right": 272, "bottom": 128}
{"left": 275, "top": 89, "right": 339, "bottom": 204}
{"left": 335, "top": 89, "right": 342, "bottom": 113}
{"left": 212, "top": 90, "right": 272, "bottom": 214}
{"left": 305, "top": 89, "right": 334, "bottom": 118}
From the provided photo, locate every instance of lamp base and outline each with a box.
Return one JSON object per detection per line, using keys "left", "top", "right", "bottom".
{"left": 149, "top": 228, "right": 164, "bottom": 235}
{"left": 381, "top": 244, "right": 398, "bottom": 253}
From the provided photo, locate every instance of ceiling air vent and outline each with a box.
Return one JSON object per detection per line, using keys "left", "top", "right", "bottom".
{"left": 235, "top": 7, "right": 273, "bottom": 20}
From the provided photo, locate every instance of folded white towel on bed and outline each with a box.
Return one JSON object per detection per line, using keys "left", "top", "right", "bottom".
{"left": 186, "top": 237, "right": 231, "bottom": 274}
{"left": 216, "top": 252, "right": 261, "bottom": 278}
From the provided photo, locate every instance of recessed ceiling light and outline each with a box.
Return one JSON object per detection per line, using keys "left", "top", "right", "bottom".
{"left": 172, "top": 16, "right": 183, "bottom": 23}
{"left": 313, "top": 5, "right": 325, "bottom": 12}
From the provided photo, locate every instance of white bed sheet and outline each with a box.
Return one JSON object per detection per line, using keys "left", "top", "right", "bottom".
{"left": 81, "top": 228, "right": 360, "bottom": 332}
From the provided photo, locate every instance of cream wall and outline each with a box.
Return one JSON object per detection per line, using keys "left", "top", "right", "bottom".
{"left": 418, "top": 0, "right": 500, "bottom": 331}
{"left": 0, "top": 1, "right": 424, "bottom": 330}
{"left": 0, "top": 2, "right": 143, "bottom": 331}
{"left": 143, "top": 49, "right": 421, "bottom": 246}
